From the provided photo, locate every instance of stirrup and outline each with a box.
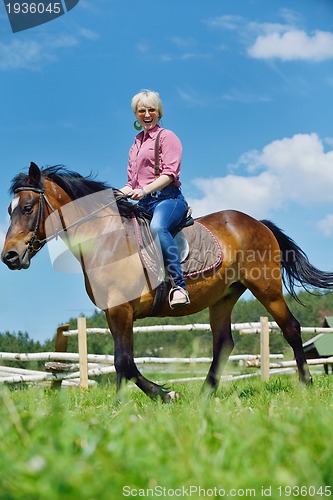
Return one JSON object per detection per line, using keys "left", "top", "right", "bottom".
{"left": 168, "top": 286, "right": 190, "bottom": 309}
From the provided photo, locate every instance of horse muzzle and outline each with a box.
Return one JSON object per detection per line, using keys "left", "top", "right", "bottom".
{"left": 1, "top": 244, "right": 31, "bottom": 270}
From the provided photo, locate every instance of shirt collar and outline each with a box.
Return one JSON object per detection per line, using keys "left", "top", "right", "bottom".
{"left": 136, "top": 124, "right": 161, "bottom": 141}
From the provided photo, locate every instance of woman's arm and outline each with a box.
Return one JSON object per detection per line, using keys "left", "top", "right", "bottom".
{"left": 130, "top": 174, "right": 173, "bottom": 200}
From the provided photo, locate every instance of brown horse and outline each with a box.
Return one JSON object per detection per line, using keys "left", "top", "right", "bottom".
{"left": 2, "top": 162, "right": 333, "bottom": 401}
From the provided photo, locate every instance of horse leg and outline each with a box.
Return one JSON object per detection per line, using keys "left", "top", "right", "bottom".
{"left": 105, "top": 306, "right": 177, "bottom": 402}
{"left": 269, "top": 300, "right": 311, "bottom": 384}
{"left": 246, "top": 281, "right": 312, "bottom": 384}
{"left": 203, "top": 283, "right": 247, "bottom": 394}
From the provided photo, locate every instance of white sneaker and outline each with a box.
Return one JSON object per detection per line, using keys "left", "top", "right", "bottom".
{"left": 169, "top": 287, "right": 190, "bottom": 309}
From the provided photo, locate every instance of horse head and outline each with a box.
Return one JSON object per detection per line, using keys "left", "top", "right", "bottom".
{"left": 1, "top": 162, "right": 61, "bottom": 270}
{"left": 1, "top": 162, "right": 117, "bottom": 271}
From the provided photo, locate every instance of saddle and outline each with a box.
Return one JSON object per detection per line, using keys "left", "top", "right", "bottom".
{"left": 131, "top": 207, "right": 223, "bottom": 314}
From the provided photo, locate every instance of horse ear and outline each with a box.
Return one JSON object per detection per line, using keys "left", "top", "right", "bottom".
{"left": 28, "top": 162, "right": 41, "bottom": 186}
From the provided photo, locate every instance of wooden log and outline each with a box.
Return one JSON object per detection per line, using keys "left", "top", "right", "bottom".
{"left": 45, "top": 362, "right": 107, "bottom": 372}
{"left": 0, "top": 352, "right": 282, "bottom": 365}
{"left": 64, "top": 322, "right": 288, "bottom": 336}
{"left": 268, "top": 357, "right": 333, "bottom": 369}
{"left": 247, "top": 356, "right": 333, "bottom": 369}
{"left": 0, "top": 366, "right": 45, "bottom": 376}
{"left": 0, "top": 352, "right": 115, "bottom": 363}
{"left": 0, "top": 365, "right": 116, "bottom": 384}
{"left": 45, "top": 362, "right": 79, "bottom": 372}
{"left": 241, "top": 326, "right": 333, "bottom": 334}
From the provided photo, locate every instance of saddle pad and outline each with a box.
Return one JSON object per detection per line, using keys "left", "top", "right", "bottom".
{"left": 181, "top": 221, "right": 222, "bottom": 278}
{"left": 132, "top": 216, "right": 222, "bottom": 280}
{"left": 132, "top": 215, "right": 165, "bottom": 282}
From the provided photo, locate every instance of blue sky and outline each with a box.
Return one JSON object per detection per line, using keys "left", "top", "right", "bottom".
{"left": 0, "top": 0, "right": 333, "bottom": 341}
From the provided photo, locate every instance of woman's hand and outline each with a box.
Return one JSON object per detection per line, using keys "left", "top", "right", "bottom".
{"left": 130, "top": 188, "right": 147, "bottom": 200}
{"left": 119, "top": 186, "right": 134, "bottom": 197}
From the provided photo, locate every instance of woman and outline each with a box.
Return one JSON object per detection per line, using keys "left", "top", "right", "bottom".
{"left": 120, "top": 89, "right": 190, "bottom": 308}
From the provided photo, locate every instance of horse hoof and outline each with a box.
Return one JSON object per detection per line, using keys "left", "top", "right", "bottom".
{"left": 299, "top": 377, "right": 313, "bottom": 386}
{"left": 164, "top": 390, "right": 180, "bottom": 403}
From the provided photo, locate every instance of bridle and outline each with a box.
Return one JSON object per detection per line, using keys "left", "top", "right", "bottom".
{"left": 13, "top": 185, "right": 128, "bottom": 257}
{"left": 14, "top": 186, "right": 58, "bottom": 255}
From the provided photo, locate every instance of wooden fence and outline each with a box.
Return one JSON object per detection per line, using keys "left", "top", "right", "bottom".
{"left": 1, "top": 317, "right": 333, "bottom": 388}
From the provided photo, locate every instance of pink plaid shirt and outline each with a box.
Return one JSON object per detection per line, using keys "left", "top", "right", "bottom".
{"left": 126, "top": 125, "right": 182, "bottom": 189}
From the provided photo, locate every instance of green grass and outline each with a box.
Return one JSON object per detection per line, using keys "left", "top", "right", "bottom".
{"left": 0, "top": 376, "right": 333, "bottom": 499}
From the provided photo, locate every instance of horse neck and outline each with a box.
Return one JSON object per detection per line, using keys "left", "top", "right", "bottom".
{"left": 43, "top": 178, "right": 79, "bottom": 243}
{"left": 43, "top": 178, "right": 135, "bottom": 256}
{"left": 43, "top": 178, "right": 73, "bottom": 212}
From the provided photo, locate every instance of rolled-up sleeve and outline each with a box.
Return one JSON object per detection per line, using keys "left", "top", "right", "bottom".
{"left": 159, "top": 129, "right": 182, "bottom": 182}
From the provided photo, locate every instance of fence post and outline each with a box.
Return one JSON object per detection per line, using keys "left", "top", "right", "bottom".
{"left": 50, "top": 323, "right": 70, "bottom": 390}
{"left": 260, "top": 316, "right": 270, "bottom": 381}
{"left": 78, "top": 316, "right": 89, "bottom": 389}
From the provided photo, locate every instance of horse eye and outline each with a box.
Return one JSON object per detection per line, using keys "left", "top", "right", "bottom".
{"left": 23, "top": 205, "right": 33, "bottom": 214}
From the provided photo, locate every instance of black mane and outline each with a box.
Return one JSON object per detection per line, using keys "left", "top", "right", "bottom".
{"left": 10, "top": 165, "right": 111, "bottom": 197}
{"left": 10, "top": 165, "right": 135, "bottom": 217}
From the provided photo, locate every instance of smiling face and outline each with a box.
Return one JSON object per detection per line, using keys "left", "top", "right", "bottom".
{"left": 136, "top": 100, "right": 160, "bottom": 132}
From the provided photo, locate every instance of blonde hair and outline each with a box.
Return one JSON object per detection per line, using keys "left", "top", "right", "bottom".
{"left": 131, "top": 89, "right": 163, "bottom": 119}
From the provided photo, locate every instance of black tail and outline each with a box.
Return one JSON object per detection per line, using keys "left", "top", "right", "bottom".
{"left": 261, "top": 220, "right": 333, "bottom": 303}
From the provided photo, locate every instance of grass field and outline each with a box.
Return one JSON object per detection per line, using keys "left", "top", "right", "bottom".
{"left": 0, "top": 375, "right": 333, "bottom": 499}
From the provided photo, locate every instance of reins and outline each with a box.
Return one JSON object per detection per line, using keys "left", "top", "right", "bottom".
{"left": 14, "top": 185, "right": 127, "bottom": 255}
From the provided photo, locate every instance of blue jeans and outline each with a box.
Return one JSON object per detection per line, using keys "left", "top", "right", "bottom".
{"left": 139, "top": 186, "right": 188, "bottom": 289}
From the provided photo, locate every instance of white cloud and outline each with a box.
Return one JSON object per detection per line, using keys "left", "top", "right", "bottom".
{"left": 0, "top": 40, "right": 51, "bottom": 70}
{"left": 189, "top": 133, "right": 333, "bottom": 221}
{"left": 136, "top": 42, "right": 150, "bottom": 55}
{"left": 205, "top": 15, "right": 289, "bottom": 40}
{"left": 51, "top": 35, "right": 79, "bottom": 49}
{"left": 248, "top": 30, "right": 333, "bottom": 62}
{"left": 204, "top": 15, "right": 246, "bottom": 31}
{"left": 256, "top": 134, "right": 333, "bottom": 203}
{"left": 177, "top": 87, "right": 205, "bottom": 107}
{"left": 137, "top": 36, "right": 209, "bottom": 63}
{"left": 78, "top": 28, "right": 99, "bottom": 41}
{"left": 222, "top": 89, "right": 270, "bottom": 103}
{"left": 170, "top": 36, "right": 196, "bottom": 49}
{"left": 325, "top": 137, "right": 333, "bottom": 147}
{"left": 278, "top": 8, "right": 303, "bottom": 26}
{"left": 0, "top": 30, "right": 97, "bottom": 71}
{"left": 206, "top": 13, "right": 333, "bottom": 63}
{"left": 318, "top": 214, "right": 333, "bottom": 236}
{"left": 189, "top": 171, "right": 282, "bottom": 219}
